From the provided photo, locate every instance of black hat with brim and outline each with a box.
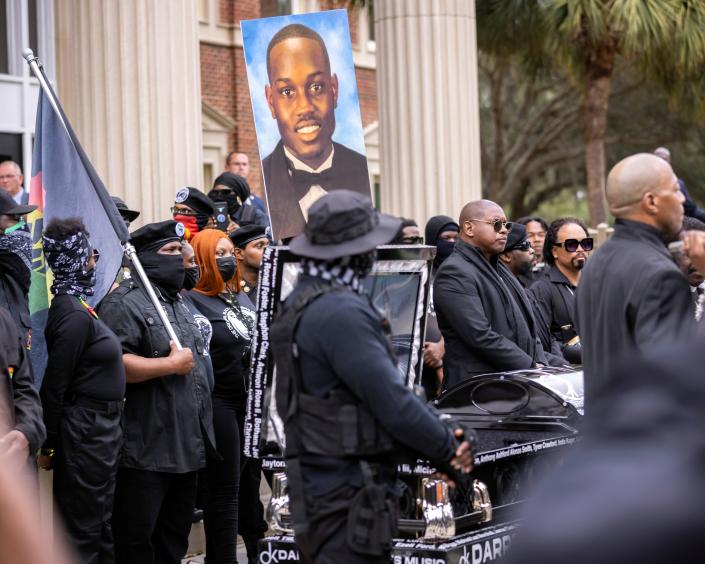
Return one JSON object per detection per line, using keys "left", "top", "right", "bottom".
{"left": 289, "top": 190, "right": 402, "bottom": 260}
{"left": 111, "top": 196, "right": 140, "bottom": 222}
{"left": 0, "top": 189, "right": 36, "bottom": 216}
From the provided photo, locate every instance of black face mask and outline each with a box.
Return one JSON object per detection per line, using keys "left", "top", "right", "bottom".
{"left": 216, "top": 256, "right": 236, "bottom": 283}
{"left": 195, "top": 212, "right": 211, "bottom": 230}
{"left": 137, "top": 251, "right": 185, "bottom": 300}
{"left": 435, "top": 238, "right": 456, "bottom": 266}
{"left": 183, "top": 266, "right": 199, "bottom": 291}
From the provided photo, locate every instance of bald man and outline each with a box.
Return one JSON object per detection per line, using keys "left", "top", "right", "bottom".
{"left": 434, "top": 199, "right": 550, "bottom": 390}
{"left": 654, "top": 147, "right": 705, "bottom": 223}
{"left": 575, "top": 153, "right": 694, "bottom": 408}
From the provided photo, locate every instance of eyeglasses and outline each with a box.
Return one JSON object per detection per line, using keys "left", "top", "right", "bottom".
{"left": 467, "top": 219, "right": 512, "bottom": 233}
{"left": 171, "top": 206, "right": 198, "bottom": 217}
{"left": 508, "top": 240, "right": 532, "bottom": 252}
{"left": 400, "top": 236, "right": 424, "bottom": 244}
{"left": 0, "top": 175, "right": 18, "bottom": 181}
{"left": 554, "top": 237, "right": 594, "bottom": 252}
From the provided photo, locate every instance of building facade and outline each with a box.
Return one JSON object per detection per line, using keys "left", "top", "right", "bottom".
{"left": 2, "top": 0, "right": 481, "bottom": 229}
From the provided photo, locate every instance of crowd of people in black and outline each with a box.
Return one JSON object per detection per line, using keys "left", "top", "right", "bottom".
{"left": 2, "top": 146, "right": 705, "bottom": 564}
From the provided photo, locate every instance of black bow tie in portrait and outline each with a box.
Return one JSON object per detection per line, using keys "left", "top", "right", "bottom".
{"left": 287, "top": 163, "right": 336, "bottom": 192}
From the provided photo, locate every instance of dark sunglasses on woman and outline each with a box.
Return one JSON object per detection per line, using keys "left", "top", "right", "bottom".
{"left": 554, "top": 237, "right": 594, "bottom": 252}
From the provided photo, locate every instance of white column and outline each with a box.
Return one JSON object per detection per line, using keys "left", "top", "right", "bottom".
{"left": 375, "top": 0, "right": 482, "bottom": 225}
{"left": 54, "top": 0, "right": 203, "bottom": 226}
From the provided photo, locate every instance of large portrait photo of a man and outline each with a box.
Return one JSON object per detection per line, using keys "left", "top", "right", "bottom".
{"left": 242, "top": 11, "right": 371, "bottom": 241}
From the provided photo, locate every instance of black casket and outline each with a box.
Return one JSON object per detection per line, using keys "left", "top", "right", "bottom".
{"left": 244, "top": 246, "right": 583, "bottom": 562}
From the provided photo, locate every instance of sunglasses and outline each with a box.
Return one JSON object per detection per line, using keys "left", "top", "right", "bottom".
{"left": 509, "top": 240, "right": 532, "bottom": 252}
{"left": 554, "top": 237, "right": 594, "bottom": 252}
{"left": 468, "top": 219, "right": 513, "bottom": 233}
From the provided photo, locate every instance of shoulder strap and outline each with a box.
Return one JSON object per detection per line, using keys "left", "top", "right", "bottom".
{"left": 271, "top": 280, "right": 347, "bottom": 427}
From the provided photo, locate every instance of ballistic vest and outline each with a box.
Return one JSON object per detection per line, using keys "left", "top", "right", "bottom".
{"left": 270, "top": 279, "right": 396, "bottom": 534}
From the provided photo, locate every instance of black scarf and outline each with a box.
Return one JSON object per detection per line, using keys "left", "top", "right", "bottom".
{"left": 42, "top": 231, "right": 96, "bottom": 297}
{"left": 301, "top": 251, "right": 376, "bottom": 293}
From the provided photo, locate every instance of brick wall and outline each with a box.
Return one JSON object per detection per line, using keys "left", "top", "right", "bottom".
{"left": 355, "top": 67, "right": 377, "bottom": 128}
{"left": 234, "top": 45, "right": 264, "bottom": 197}
{"left": 234, "top": 0, "right": 259, "bottom": 23}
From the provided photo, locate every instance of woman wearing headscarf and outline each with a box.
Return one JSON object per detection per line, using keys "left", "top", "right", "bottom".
{"left": 38, "top": 218, "right": 125, "bottom": 564}
{"left": 209, "top": 172, "right": 270, "bottom": 230}
{"left": 422, "top": 215, "right": 460, "bottom": 398}
{"left": 189, "top": 229, "right": 258, "bottom": 564}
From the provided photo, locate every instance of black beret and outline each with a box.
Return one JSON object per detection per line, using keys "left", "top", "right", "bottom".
{"left": 130, "top": 220, "right": 184, "bottom": 253}
{"left": 230, "top": 224, "right": 269, "bottom": 249}
{"left": 174, "top": 187, "right": 215, "bottom": 216}
{"left": 212, "top": 172, "right": 250, "bottom": 202}
{"left": 504, "top": 222, "right": 529, "bottom": 252}
{"left": 111, "top": 196, "right": 140, "bottom": 221}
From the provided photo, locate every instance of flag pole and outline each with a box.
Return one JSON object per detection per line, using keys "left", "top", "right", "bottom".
{"left": 22, "top": 49, "right": 69, "bottom": 135}
{"left": 22, "top": 48, "right": 183, "bottom": 349}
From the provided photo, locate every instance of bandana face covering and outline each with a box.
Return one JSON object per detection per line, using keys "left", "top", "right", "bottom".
{"left": 173, "top": 214, "right": 199, "bottom": 238}
{"left": 42, "top": 231, "right": 96, "bottom": 297}
{"left": 0, "top": 228, "right": 32, "bottom": 293}
{"left": 137, "top": 251, "right": 185, "bottom": 300}
{"left": 302, "top": 250, "right": 377, "bottom": 293}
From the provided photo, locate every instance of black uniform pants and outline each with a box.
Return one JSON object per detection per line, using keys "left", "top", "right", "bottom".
{"left": 112, "top": 468, "right": 197, "bottom": 564}
{"left": 238, "top": 455, "right": 267, "bottom": 559}
{"left": 53, "top": 404, "right": 122, "bottom": 564}
{"left": 295, "top": 484, "right": 390, "bottom": 564}
{"left": 202, "top": 396, "right": 243, "bottom": 564}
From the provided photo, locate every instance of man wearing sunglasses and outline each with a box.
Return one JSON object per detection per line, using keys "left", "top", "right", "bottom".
{"left": 498, "top": 223, "right": 536, "bottom": 288}
{"left": 575, "top": 153, "right": 694, "bottom": 408}
{"left": 530, "top": 218, "right": 592, "bottom": 364}
{"left": 434, "top": 200, "right": 550, "bottom": 391}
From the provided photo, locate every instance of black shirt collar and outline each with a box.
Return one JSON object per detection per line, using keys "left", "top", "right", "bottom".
{"left": 613, "top": 218, "right": 671, "bottom": 258}
{"left": 547, "top": 265, "right": 576, "bottom": 289}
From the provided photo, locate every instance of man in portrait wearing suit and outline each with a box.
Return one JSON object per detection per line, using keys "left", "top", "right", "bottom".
{"left": 262, "top": 23, "right": 370, "bottom": 241}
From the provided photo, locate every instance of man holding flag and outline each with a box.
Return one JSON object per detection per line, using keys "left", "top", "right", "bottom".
{"left": 21, "top": 49, "right": 205, "bottom": 564}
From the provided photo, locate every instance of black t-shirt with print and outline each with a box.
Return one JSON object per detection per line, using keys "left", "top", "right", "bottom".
{"left": 188, "top": 290, "right": 255, "bottom": 401}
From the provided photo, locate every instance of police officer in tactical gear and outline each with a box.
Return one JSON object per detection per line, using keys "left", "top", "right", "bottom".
{"left": 270, "top": 190, "right": 474, "bottom": 564}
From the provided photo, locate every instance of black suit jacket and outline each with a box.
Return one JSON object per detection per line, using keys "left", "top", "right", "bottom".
{"left": 575, "top": 219, "right": 694, "bottom": 407}
{"left": 261, "top": 140, "right": 370, "bottom": 240}
{"left": 434, "top": 240, "right": 546, "bottom": 390}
